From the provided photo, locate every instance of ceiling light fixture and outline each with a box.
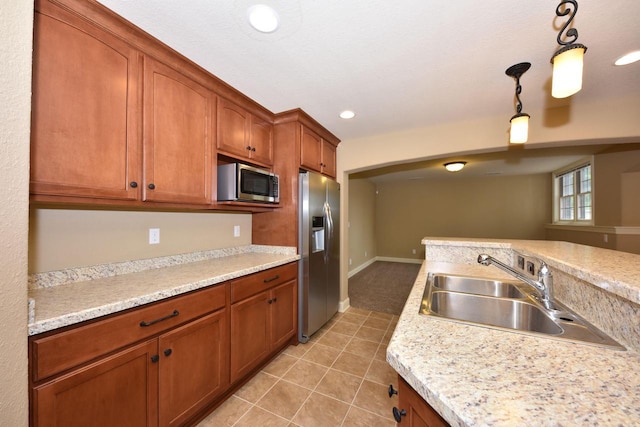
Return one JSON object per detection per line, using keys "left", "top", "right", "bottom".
{"left": 444, "top": 162, "right": 466, "bottom": 172}
{"left": 339, "top": 110, "right": 356, "bottom": 119}
{"left": 551, "top": 1, "right": 588, "bottom": 98}
{"left": 505, "top": 62, "right": 531, "bottom": 144}
{"left": 247, "top": 4, "right": 279, "bottom": 33}
{"left": 614, "top": 50, "right": 640, "bottom": 66}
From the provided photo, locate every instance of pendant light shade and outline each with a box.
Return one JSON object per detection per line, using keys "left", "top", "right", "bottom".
{"left": 505, "top": 62, "right": 531, "bottom": 144}
{"left": 509, "top": 113, "right": 530, "bottom": 144}
{"left": 551, "top": 1, "right": 587, "bottom": 98}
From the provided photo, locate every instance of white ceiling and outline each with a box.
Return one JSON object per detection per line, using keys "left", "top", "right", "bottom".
{"left": 96, "top": 0, "right": 640, "bottom": 178}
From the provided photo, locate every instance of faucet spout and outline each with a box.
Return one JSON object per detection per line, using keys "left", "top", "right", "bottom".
{"left": 477, "top": 254, "right": 557, "bottom": 311}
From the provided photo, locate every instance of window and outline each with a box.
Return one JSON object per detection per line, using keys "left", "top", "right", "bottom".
{"left": 554, "top": 161, "right": 593, "bottom": 223}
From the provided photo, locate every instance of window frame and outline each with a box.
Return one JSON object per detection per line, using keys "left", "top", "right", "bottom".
{"left": 552, "top": 157, "right": 595, "bottom": 225}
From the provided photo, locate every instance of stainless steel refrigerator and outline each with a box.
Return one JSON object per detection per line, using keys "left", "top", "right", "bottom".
{"left": 298, "top": 171, "right": 340, "bottom": 343}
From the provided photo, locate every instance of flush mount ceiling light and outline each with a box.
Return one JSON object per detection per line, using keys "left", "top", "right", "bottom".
{"left": 444, "top": 162, "right": 466, "bottom": 172}
{"left": 339, "top": 110, "right": 356, "bottom": 119}
{"left": 506, "top": 62, "right": 531, "bottom": 144}
{"left": 247, "top": 4, "right": 279, "bottom": 33}
{"left": 551, "top": 1, "right": 588, "bottom": 98}
{"left": 614, "top": 50, "right": 640, "bottom": 66}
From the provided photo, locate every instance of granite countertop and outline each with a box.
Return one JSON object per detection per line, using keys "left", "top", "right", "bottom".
{"left": 387, "top": 241, "right": 640, "bottom": 426}
{"left": 28, "top": 245, "right": 299, "bottom": 336}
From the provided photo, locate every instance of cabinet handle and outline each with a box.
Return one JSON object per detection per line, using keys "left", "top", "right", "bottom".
{"left": 392, "top": 407, "right": 407, "bottom": 422}
{"left": 272, "top": 297, "right": 277, "bottom": 303}
{"left": 251, "top": 147, "right": 256, "bottom": 152}
{"left": 151, "top": 354, "right": 159, "bottom": 363}
{"left": 139, "top": 309, "right": 179, "bottom": 327}
{"left": 148, "top": 183, "right": 155, "bottom": 190}
{"left": 263, "top": 275, "right": 280, "bottom": 283}
{"left": 388, "top": 384, "right": 398, "bottom": 397}
{"left": 246, "top": 145, "right": 252, "bottom": 151}
{"left": 267, "top": 299, "right": 273, "bottom": 304}
{"left": 129, "top": 181, "right": 138, "bottom": 188}
{"left": 164, "top": 348, "right": 173, "bottom": 357}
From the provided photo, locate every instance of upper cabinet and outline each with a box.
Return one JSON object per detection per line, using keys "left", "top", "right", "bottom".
{"left": 143, "top": 58, "right": 213, "bottom": 205}
{"left": 300, "top": 126, "right": 337, "bottom": 178}
{"left": 30, "top": 3, "right": 141, "bottom": 201}
{"left": 217, "top": 98, "right": 273, "bottom": 166}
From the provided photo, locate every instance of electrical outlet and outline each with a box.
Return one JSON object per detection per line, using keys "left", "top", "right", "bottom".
{"left": 149, "top": 228, "right": 160, "bottom": 245}
{"left": 517, "top": 255, "right": 525, "bottom": 270}
{"left": 412, "top": 249, "right": 417, "bottom": 254}
{"left": 233, "top": 225, "right": 240, "bottom": 237}
{"left": 349, "top": 258, "right": 353, "bottom": 266}
{"left": 526, "top": 261, "right": 535, "bottom": 276}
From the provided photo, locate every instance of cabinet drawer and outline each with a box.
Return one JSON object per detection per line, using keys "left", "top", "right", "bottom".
{"left": 231, "top": 263, "right": 297, "bottom": 303}
{"left": 31, "top": 284, "right": 227, "bottom": 383}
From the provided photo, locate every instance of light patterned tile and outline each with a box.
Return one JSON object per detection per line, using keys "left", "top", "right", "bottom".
{"left": 344, "top": 337, "right": 379, "bottom": 360}
{"left": 365, "top": 359, "right": 399, "bottom": 387}
{"left": 354, "top": 326, "right": 386, "bottom": 343}
{"left": 342, "top": 406, "right": 396, "bottom": 427}
{"left": 235, "top": 371, "right": 279, "bottom": 403}
{"left": 316, "top": 331, "right": 352, "bottom": 350}
{"left": 315, "top": 368, "right": 362, "bottom": 404}
{"left": 235, "top": 406, "right": 289, "bottom": 427}
{"left": 263, "top": 353, "right": 297, "bottom": 377}
{"left": 282, "top": 359, "right": 328, "bottom": 390}
{"left": 196, "top": 396, "right": 251, "bottom": 427}
{"left": 301, "top": 343, "right": 341, "bottom": 367}
{"left": 331, "top": 352, "right": 371, "bottom": 378}
{"left": 256, "top": 380, "right": 311, "bottom": 420}
{"left": 353, "top": 379, "right": 398, "bottom": 419}
{"left": 291, "top": 392, "right": 349, "bottom": 427}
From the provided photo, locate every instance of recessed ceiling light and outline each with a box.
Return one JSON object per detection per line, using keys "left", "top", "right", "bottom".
{"left": 444, "top": 161, "right": 466, "bottom": 172}
{"left": 614, "top": 50, "right": 640, "bottom": 66}
{"left": 247, "top": 5, "right": 279, "bottom": 33}
{"left": 339, "top": 110, "right": 356, "bottom": 119}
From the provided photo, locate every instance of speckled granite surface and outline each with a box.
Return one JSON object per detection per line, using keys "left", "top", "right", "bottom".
{"left": 28, "top": 245, "right": 298, "bottom": 336}
{"left": 388, "top": 239, "right": 640, "bottom": 426}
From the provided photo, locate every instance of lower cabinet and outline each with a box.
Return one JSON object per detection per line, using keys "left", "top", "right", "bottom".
{"left": 158, "top": 310, "right": 228, "bottom": 427}
{"left": 33, "top": 340, "right": 159, "bottom": 427}
{"left": 29, "top": 262, "right": 298, "bottom": 427}
{"left": 394, "top": 375, "right": 449, "bottom": 427}
{"left": 230, "top": 263, "right": 297, "bottom": 383}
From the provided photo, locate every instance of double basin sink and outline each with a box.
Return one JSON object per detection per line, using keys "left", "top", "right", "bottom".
{"left": 420, "top": 273, "right": 625, "bottom": 350}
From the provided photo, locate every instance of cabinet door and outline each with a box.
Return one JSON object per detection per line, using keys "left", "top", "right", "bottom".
{"left": 143, "top": 57, "right": 213, "bottom": 204}
{"left": 30, "top": 7, "right": 141, "bottom": 200}
{"left": 270, "top": 279, "right": 297, "bottom": 350}
{"left": 321, "top": 140, "right": 337, "bottom": 178}
{"left": 300, "top": 126, "right": 322, "bottom": 173}
{"left": 249, "top": 115, "right": 274, "bottom": 166}
{"left": 397, "top": 376, "right": 448, "bottom": 427}
{"left": 158, "top": 309, "right": 229, "bottom": 427}
{"left": 33, "top": 340, "right": 158, "bottom": 427}
{"left": 230, "top": 291, "right": 270, "bottom": 383}
{"left": 217, "top": 98, "right": 250, "bottom": 160}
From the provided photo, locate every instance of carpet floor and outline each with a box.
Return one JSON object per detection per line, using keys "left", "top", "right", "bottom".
{"left": 348, "top": 261, "right": 422, "bottom": 316}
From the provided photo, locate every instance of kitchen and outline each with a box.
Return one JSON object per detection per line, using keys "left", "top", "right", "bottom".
{"left": 3, "top": 0, "right": 640, "bottom": 426}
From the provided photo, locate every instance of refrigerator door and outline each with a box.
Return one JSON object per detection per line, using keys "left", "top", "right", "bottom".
{"left": 325, "top": 178, "right": 340, "bottom": 321}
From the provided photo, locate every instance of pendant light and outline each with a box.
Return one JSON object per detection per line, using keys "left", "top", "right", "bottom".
{"left": 551, "top": 1, "right": 587, "bottom": 98}
{"left": 505, "top": 62, "right": 531, "bottom": 144}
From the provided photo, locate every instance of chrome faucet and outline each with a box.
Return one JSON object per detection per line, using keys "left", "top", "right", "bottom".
{"left": 477, "top": 254, "right": 557, "bottom": 311}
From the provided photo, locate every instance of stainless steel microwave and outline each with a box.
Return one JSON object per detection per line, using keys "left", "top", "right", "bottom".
{"left": 217, "top": 163, "right": 279, "bottom": 204}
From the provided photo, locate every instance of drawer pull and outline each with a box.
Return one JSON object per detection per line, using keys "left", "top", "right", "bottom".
{"left": 151, "top": 354, "right": 159, "bottom": 363}
{"left": 164, "top": 348, "right": 173, "bottom": 357}
{"left": 139, "top": 309, "right": 179, "bottom": 327}
{"left": 263, "top": 275, "right": 280, "bottom": 283}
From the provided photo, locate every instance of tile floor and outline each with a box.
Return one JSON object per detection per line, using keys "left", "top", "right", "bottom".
{"left": 197, "top": 307, "right": 400, "bottom": 426}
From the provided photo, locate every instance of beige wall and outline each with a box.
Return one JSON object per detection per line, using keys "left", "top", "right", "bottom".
{"left": 2, "top": 0, "right": 33, "bottom": 424}
{"left": 374, "top": 174, "right": 551, "bottom": 260}
{"left": 347, "top": 178, "right": 377, "bottom": 273}
{"left": 30, "top": 209, "right": 253, "bottom": 272}
{"left": 594, "top": 148, "right": 640, "bottom": 226}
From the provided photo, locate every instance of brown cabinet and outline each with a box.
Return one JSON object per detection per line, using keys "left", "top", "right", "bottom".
{"left": 217, "top": 98, "right": 273, "bottom": 166}
{"left": 143, "top": 57, "right": 214, "bottom": 204}
{"left": 230, "top": 263, "right": 297, "bottom": 382}
{"left": 300, "top": 125, "right": 337, "bottom": 178}
{"left": 30, "top": 1, "right": 141, "bottom": 201}
{"left": 395, "top": 375, "right": 449, "bottom": 427}
{"left": 30, "top": 284, "right": 228, "bottom": 427}
{"left": 158, "top": 310, "right": 228, "bottom": 427}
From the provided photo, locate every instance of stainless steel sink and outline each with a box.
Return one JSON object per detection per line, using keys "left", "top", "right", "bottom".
{"left": 432, "top": 274, "right": 527, "bottom": 298}
{"left": 420, "top": 273, "right": 625, "bottom": 350}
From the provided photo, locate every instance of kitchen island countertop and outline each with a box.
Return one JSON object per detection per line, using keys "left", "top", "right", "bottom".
{"left": 28, "top": 245, "right": 299, "bottom": 336}
{"left": 388, "top": 239, "right": 640, "bottom": 426}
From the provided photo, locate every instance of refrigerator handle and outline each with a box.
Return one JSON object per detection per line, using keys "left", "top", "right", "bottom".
{"left": 324, "top": 201, "right": 333, "bottom": 264}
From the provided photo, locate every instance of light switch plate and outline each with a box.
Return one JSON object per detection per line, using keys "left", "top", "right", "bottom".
{"left": 233, "top": 225, "right": 240, "bottom": 237}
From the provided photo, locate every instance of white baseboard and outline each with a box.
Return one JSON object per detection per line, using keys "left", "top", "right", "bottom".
{"left": 338, "top": 298, "right": 350, "bottom": 312}
{"left": 374, "top": 256, "right": 423, "bottom": 265}
{"left": 348, "top": 256, "right": 423, "bottom": 278}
